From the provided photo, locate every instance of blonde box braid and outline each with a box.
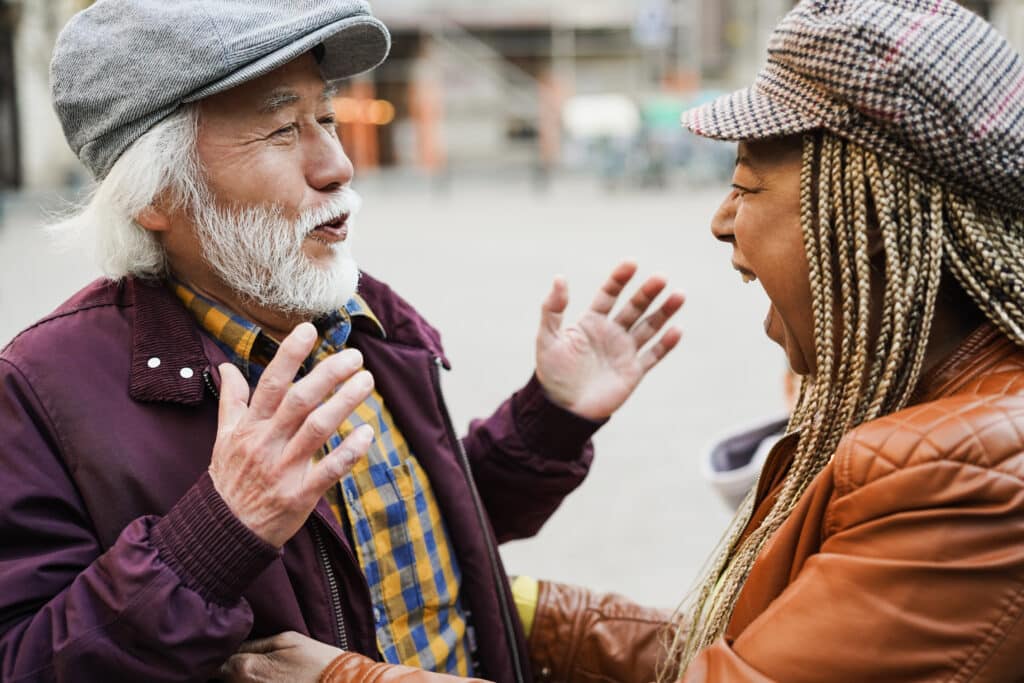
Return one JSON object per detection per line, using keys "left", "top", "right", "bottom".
{"left": 660, "top": 131, "right": 1024, "bottom": 680}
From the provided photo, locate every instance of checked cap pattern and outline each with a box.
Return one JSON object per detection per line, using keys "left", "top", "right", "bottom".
{"left": 682, "top": 0, "right": 1024, "bottom": 210}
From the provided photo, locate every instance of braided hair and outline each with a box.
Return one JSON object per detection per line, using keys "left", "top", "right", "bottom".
{"left": 661, "top": 130, "right": 1024, "bottom": 678}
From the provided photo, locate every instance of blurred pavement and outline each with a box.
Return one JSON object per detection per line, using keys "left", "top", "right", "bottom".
{"left": 0, "top": 173, "right": 787, "bottom": 608}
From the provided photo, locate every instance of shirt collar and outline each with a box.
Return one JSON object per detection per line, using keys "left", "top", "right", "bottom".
{"left": 170, "top": 279, "right": 386, "bottom": 378}
{"left": 319, "top": 294, "right": 386, "bottom": 350}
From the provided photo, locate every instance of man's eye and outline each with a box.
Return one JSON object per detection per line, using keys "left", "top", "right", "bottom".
{"left": 271, "top": 124, "right": 298, "bottom": 138}
{"left": 318, "top": 115, "right": 337, "bottom": 127}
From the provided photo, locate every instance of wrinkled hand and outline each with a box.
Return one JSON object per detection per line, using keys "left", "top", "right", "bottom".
{"left": 536, "top": 261, "right": 684, "bottom": 420}
{"left": 219, "top": 631, "right": 340, "bottom": 683}
{"left": 210, "top": 322, "right": 375, "bottom": 548}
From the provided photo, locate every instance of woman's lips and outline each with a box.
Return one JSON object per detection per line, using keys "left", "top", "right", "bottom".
{"left": 732, "top": 262, "right": 758, "bottom": 283}
{"left": 764, "top": 303, "right": 780, "bottom": 340}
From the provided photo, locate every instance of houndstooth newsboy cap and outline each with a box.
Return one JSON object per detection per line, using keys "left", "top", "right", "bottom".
{"left": 50, "top": 0, "right": 391, "bottom": 180}
{"left": 681, "top": 0, "right": 1024, "bottom": 210}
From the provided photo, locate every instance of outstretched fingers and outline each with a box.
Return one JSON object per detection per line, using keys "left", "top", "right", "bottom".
{"left": 285, "top": 369, "right": 375, "bottom": 468}
{"left": 307, "top": 423, "right": 375, "bottom": 496}
{"left": 271, "top": 348, "right": 364, "bottom": 435}
{"left": 539, "top": 276, "right": 569, "bottom": 337}
{"left": 248, "top": 323, "right": 320, "bottom": 420}
{"left": 217, "top": 362, "right": 252, "bottom": 436}
{"left": 589, "top": 261, "right": 639, "bottom": 316}
{"left": 630, "top": 291, "right": 686, "bottom": 348}
{"left": 639, "top": 326, "right": 683, "bottom": 373}
{"left": 612, "top": 274, "right": 669, "bottom": 330}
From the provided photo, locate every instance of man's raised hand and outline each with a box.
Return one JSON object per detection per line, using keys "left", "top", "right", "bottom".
{"left": 535, "top": 261, "right": 684, "bottom": 421}
{"left": 209, "top": 322, "right": 374, "bottom": 548}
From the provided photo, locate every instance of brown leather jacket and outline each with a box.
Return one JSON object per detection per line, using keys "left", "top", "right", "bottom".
{"left": 528, "top": 325, "right": 1024, "bottom": 683}
{"left": 319, "top": 652, "right": 491, "bottom": 683}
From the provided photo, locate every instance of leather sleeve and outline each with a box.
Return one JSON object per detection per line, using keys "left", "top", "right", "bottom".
{"left": 682, "top": 405, "right": 1024, "bottom": 683}
{"left": 528, "top": 580, "right": 680, "bottom": 683}
{"left": 319, "top": 652, "right": 491, "bottom": 683}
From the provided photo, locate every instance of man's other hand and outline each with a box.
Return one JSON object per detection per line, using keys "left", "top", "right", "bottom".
{"left": 209, "top": 322, "right": 375, "bottom": 548}
{"left": 219, "top": 631, "right": 340, "bottom": 682}
{"left": 536, "top": 261, "right": 684, "bottom": 420}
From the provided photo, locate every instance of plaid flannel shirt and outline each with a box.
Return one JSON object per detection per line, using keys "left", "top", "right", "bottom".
{"left": 172, "top": 282, "right": 472, "bottom": 674}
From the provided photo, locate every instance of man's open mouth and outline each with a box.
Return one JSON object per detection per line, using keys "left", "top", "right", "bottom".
{"left": 309, "top": 213, "right": 349, "bottom": 243}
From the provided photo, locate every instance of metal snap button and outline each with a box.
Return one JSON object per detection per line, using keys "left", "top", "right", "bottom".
{"left": 147, "top": 357, "right": 161, "bottom": 369}
{"left": 179, "top": 367, "right": 194, "bottom": 379}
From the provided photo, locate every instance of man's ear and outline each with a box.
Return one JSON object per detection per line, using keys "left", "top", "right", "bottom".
{"left": 136, "top": 205, "right": 171, "bottom": 232}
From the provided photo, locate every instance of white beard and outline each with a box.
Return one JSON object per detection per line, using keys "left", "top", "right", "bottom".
{"left": 192, "top": 187, "right": 362, "bottom": 318}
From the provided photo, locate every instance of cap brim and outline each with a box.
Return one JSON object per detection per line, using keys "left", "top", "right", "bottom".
{"left": 183, "top": 15, "right": 390, "bottom": 103}
{"left": 681, "top": 86, "right": 820, "bottom": 141}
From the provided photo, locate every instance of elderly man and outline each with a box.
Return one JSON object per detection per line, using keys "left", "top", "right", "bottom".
{"left": 0, "top": 1, "right": 683, "bottom": 682}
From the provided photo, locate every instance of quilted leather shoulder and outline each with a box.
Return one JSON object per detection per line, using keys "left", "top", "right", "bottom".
{"left": 835, "top": 331, "right": 1024, "bottom": 497}
{"left": 829, "top": 327, "right": 1024, "bottom": 493}
{"left": 834, "top": 370, "right": 1024, "bottom": 494}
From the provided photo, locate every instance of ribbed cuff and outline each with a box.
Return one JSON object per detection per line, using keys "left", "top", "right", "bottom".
{"left": 514, "top": 375, "right": 606, "bottom": 461}
{"left": 152, "top": 472, "right": 280, "bottom": 606}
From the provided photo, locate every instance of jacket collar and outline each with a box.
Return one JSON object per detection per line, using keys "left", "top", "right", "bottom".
{"left": 127, "top": 272, "right": 450, "bottom": 406}
{"left": 912, "top": 322, "right": 1021, "bottom": 404}
{"left": 353, "top": 272, "right": 450, "bottom": 367}
{"left": 128, "top": 278, "right": 211, "bottom": 405}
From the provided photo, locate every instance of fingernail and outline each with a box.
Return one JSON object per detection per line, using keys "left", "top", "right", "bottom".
{"left": 296, "top": 323, "right": 316, "bottom": 342}
{"left": 356, "top": 424, "right": 374, "bottom": 441}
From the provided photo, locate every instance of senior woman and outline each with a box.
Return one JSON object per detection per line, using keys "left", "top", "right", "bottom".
{"left": 223, "top": 0, "right": 1024, "bottom": 681}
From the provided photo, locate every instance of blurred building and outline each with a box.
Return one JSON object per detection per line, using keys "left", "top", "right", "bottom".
{"left": 349, "top": 0, "right": 1024, "bottom": 175}
{"left": 0, "top": 1, "right": 18, "bottom": 189}
{"left": 2, "top": 0, "right": 1024, "bottom": 189}
{"left": 359, "top": 0, "right": 766, "bottom": 175}
{"left": 3, "top": 0, "right": 86, "bottom": 190}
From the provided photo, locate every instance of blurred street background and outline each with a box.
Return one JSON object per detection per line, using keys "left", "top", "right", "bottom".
{"left": 2, "top": 0, "right": 1023, "bottom": 607}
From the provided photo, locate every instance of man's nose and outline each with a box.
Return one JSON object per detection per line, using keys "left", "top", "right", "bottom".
{"left": 306, "top": 128, "right": 355, "bottom": 193}
{"left": 710, "top": 191, "right": 738, "bottom": 244}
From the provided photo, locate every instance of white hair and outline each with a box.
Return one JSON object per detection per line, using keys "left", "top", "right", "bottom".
{"left": 48, "top": 105, "right": 205, "bottom": 279}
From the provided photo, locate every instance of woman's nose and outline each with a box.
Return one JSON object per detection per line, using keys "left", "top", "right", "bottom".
{"left": 710, "top": 191, "right": 739, "bottom": 244}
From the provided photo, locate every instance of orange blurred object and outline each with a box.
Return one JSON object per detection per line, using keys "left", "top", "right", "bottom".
{"left": 331, "top": 82, "right": 396, "bottom": 171}
{"left": 366, "top": 100, "right": 396, "bottom": 126}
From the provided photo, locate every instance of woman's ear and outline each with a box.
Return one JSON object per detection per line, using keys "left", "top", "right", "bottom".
{"left": 136, "top": 206, "right": 171, "bottom": 232}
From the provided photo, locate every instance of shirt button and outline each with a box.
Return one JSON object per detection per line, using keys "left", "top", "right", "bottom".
{"left": 147, "top": 357, "right": 161, "bottom": 369}
{"left": 179, "top": 368, "right": 194, "bottom": 379}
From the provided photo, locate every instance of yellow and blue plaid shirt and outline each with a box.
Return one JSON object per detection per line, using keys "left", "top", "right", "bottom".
{"left": 172, "top": 282, "right": 473, "bottom": 675}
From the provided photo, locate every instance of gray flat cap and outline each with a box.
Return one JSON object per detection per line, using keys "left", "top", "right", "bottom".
{"left": 681, "top": 0, "right": 1024, "bottom": 211}
{"left": 51, "top": 0, "right": 391, "bottom": 180}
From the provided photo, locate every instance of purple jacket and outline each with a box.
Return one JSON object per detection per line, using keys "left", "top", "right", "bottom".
{"left": 0, "top": 275, "right": 598, "bottom": 683}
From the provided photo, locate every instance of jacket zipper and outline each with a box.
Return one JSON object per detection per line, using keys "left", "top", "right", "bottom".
{"left": 203, "top": 369, "right": 219, "bottom": 399}
{"left": 203, "top": 370, "right": 351, "bottom": 651}
{"left": 311, "top": 521, "right": 350, "bottom": 651}
{"left": 430, "top": 357, "right": 525, "bottom": 683}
